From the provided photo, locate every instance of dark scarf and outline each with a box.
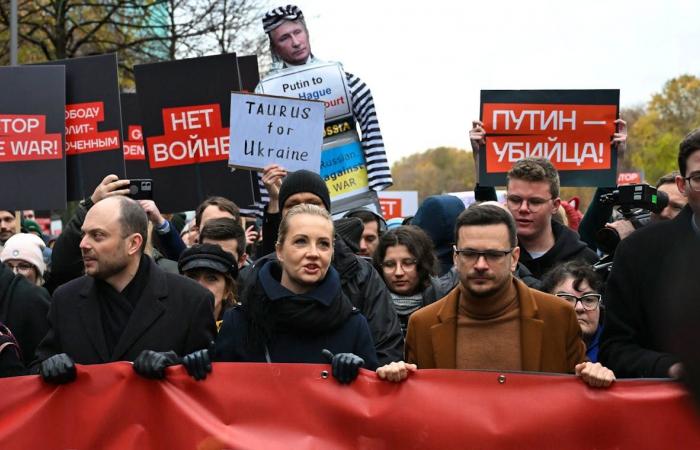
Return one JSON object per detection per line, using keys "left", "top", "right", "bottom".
{"left": 96, "top": 254, "right": 151, "bottom": 357}
{"left": 246, "top": 260, "right": 353, "bottom": 350}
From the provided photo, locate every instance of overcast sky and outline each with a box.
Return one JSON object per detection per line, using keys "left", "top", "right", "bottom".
{"left": 276, "top": 0, "right": 700, "bottom": 165}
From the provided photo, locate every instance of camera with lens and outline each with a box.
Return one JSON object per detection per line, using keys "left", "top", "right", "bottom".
{"left": 595, "top": 184, "right": 668, "bottom": 255}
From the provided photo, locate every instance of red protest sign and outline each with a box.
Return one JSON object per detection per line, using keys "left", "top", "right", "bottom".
{"left": 146, "top": 104, "right": 229, "bottom": 169}
{"left": 0, "top": 114, "right": 62, "bottom": 162}
{"left": 479, "top": 90, "right": 620, "bottom": 186}
{"left": 618, "top": 171, "right": 642, "bottom": 185}
{"left": 65, "top": 101, "right": 121, "bottom": 155}
{"left": 124, "top": 125, "right": 145, "bottom": 161}
{"left": 380, "top": 197, "right": 402, "bottom": 219}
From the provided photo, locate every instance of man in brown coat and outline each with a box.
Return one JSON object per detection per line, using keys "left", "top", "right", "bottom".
{"left": 376, "top": 205, "right": 614, "bottom": 387}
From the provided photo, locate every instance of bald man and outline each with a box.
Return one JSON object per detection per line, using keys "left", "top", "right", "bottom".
{"left": 33, "top": 196, "right": 215, "bottom": 383}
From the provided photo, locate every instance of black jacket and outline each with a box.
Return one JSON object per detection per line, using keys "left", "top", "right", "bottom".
{"left": 216, "top": 263, "right": 378, "bottom": 370}
{"left": 0, "top": 264, "right": 50, "bottom": 365}
{"left": 519, "top": 220, "right": 599, "bottom": 279}
{"left": 599, "top": 206, "right": 699, "bottom": 378}
{"left": 241, "top": 239, "right": 404, "bottom": 366}
{"left": 32, "top": 256, "right": 216, "bottom": 367}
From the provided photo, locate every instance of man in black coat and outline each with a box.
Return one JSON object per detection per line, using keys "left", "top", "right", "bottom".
{"left": 0, "top": 263, "right": 49, "bottom": 366}
{"left": 33, "top": 196, "right": 216, "bottom": 383}
{"left": 600, "top": 129, "right": 700, "bottom": 378}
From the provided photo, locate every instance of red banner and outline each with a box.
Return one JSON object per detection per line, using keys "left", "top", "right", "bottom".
{"left": 124, "top": 125, "right": 145, "bottom": 161}
{"left": 1, "top": 363, "right": 699, "bottom": 449}
{"left": 0, "top": 114, "right": 62, "bottom": 162}
{"left": 65, "top": 101, "right": 121, "bottom": 155}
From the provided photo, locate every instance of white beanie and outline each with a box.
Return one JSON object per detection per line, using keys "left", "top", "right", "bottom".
{"left": 0, "top": 233, "right": 46, "bottom": 276}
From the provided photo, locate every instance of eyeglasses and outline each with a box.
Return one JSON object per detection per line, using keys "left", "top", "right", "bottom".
{"left": 555, "top": 293, "right": 602, "bottom": 311}
{"left": 453, "top": 246, "right": 514, "bottom": 264}
{"left": 506, "top": 195, "right": 552, "bottom": 212}
{"left": 381, "top": 258, "right": 417, "bottom": 272}
{"left": 684, "top": 174, "right": 700, "bottom": 192}
{"left": 4, "top": 262, "right": 35, "bottom": 274}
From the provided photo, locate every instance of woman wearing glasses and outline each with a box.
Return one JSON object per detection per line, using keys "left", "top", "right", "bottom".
{"left": 372, "top": 226, "right": 454, "bottom": 336}
{"left": 541, "top": 260, "right": 604, "bottom": 362}
{"left": 0, "top": 233, "right": 46, "bottom": 287}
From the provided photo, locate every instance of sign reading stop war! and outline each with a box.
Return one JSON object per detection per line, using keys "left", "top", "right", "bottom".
{"left": 228, "top": 92, "right": 324, "bottom": 173}
{"left": 479, "top": 90, "right": 620, "bottom": 186}
{"left": 0, "top": 115, "right": 62, "bottom": 162}
{"left": 0, "top": 65, "right": 66, "bottom": 210}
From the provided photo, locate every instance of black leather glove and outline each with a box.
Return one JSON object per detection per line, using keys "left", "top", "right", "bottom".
{"left": 321, "top": 349, "right": 364, "bottom": 385}
{"left": 182, "top": 342, "right": 214, "bottom": 381}
{"left": 39, "top": 353, "right": 77, "bottom": 384}
{"left": 133, "top": 350, "right": 181, "bottom": 379}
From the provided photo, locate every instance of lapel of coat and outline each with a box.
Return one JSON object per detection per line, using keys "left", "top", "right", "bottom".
{"left": 78, "top": 277, "right": 110, "bottom": 362}
{"left": 516, "top": 279, "right": 544, "bottom": 372}
{"left": 111, "top": 261, "right": 167, "bottom": 360}
{"left": 431, "top": 288, "right": 460, "bottom": 369}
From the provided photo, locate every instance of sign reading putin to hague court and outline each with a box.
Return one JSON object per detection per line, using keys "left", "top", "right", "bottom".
{"left": 228, "top": 92, "right": 324, "bottom": 173}
{"left": 478, "top": 90, "right": 620, "bottom": 187}
{"left": 0, "top": 66, "right": 66, "bottom": 210}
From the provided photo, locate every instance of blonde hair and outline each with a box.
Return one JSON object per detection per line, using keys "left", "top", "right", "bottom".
{"left": 276, "top": 204, "right": 334, "bottom": 247}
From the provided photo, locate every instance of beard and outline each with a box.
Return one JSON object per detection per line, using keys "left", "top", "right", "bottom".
{"left": 86, "top": 256, "right": 129, "bottom": 280}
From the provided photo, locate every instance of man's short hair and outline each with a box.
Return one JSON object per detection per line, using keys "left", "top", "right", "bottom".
{"left": 195, "top": 196, "right": 240, "bottom": 228}
{"left": 679, "top": 128, "right": 700, "bottom": 176}
{"left": 344, "top": 209, "right": 385, "bottom": 234}
{"left": 199, "top": 217, "right": 246, "bottom": 259}
{"left": 507, "top": 157, "right": 560, "bottom": 199}
{"left": 455, "top": 204, "right": 518, "bottom": 248}
{"left": 656, "top": 171, "right": 680, "bottom": 189}
{"left": 117, "top": 197, "right": 148, "bottom": 254}
{"left": 373, "top": 225, "right": 437, "bottom": 290}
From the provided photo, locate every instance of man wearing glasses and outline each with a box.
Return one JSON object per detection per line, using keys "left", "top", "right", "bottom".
{"left": 505, "top": 158, "right": 598, "bottom": 278}
{"left": 601, "top": 129, "right": 700, "bottom": 379}
{"left": 392, "top": 205, "right": 615, "bottom": 387}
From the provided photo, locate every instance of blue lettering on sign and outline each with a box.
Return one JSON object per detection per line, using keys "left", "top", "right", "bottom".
{"left": 320, "top": 141, "right": 364, "bottom": 177}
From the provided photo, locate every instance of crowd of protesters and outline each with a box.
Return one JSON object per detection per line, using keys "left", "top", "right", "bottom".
{"left": 1, "top": 4, "right": 698, "bottom": 394}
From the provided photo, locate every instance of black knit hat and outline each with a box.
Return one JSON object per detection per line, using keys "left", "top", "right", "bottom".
{"left": 262, "top": 5, "right": 304, "bottom": 33}
{"left": 278, "top": 170, "right": 331, "bottom": 212}
{"left": 178, "top": 243, "right": 238, "bottom": 278}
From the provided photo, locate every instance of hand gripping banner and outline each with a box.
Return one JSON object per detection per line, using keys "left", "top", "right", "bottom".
{"left": 1, "top": 363, "right": 699, "bottom": 449}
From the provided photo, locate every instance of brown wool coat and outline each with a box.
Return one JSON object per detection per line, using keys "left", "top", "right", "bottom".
{"left": 405, "top": 278, "right": 586, "bottom": 373}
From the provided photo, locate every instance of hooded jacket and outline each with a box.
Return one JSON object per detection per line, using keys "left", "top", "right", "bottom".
{"left": 519, "top": 220, "right": 599, "bottom": 279}
{"left": 412, "top": 195, "right": 466, "bottom": 276}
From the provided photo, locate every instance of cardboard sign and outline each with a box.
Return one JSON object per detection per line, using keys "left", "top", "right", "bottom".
{"left": 134, "top": 54, "right": 257, "bottom": 213}
{"left": 257, "top": 61, "right": 352, "bottom": 122}
{"left": 0, "top": 66, "right": 67, "bottom": 210}
{"left": 120, "top": 93, "right": 150, "bottom": 179}
{"left": 478, "top": 90, "right": 619, "bottom": 186}
{"left": 321, "top": 132, "right": 370, "bottom": 203}
{"left": 228, "top": 93, "right": 324, "bottom": 173}
{"left": 37, "top": 54, "right": 125, "bottom": 200}
{"left": 378, "top": 191, "right": 419, "bottom": 219}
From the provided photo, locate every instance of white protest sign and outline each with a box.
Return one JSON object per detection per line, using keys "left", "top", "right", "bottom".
{"left": 228, "top": 92, "right": 324, "bottom": 173}
{"left": 257, "top": 62, "right": 352, "bottom": 122}
{"left": 378, "top": 191, "right": 419, "bottom": 219}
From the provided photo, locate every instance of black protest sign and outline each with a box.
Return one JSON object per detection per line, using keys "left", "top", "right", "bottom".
{"left": 134, "top": 53, "right": 257, "bottom": 213}
{"left": 38, "top": 53, "right": 125, "bottom": 200}
{"left": 120, "top": 93, "right": 150, "bottom": 179}
{"left": 478, "top": 90, "right": 620, "bottom": 186}
{"left": 0, "top": 66, "right": 66, "bottom": 211}
{"left": 237, "top": 55, "right": 260, "bottom": 92}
